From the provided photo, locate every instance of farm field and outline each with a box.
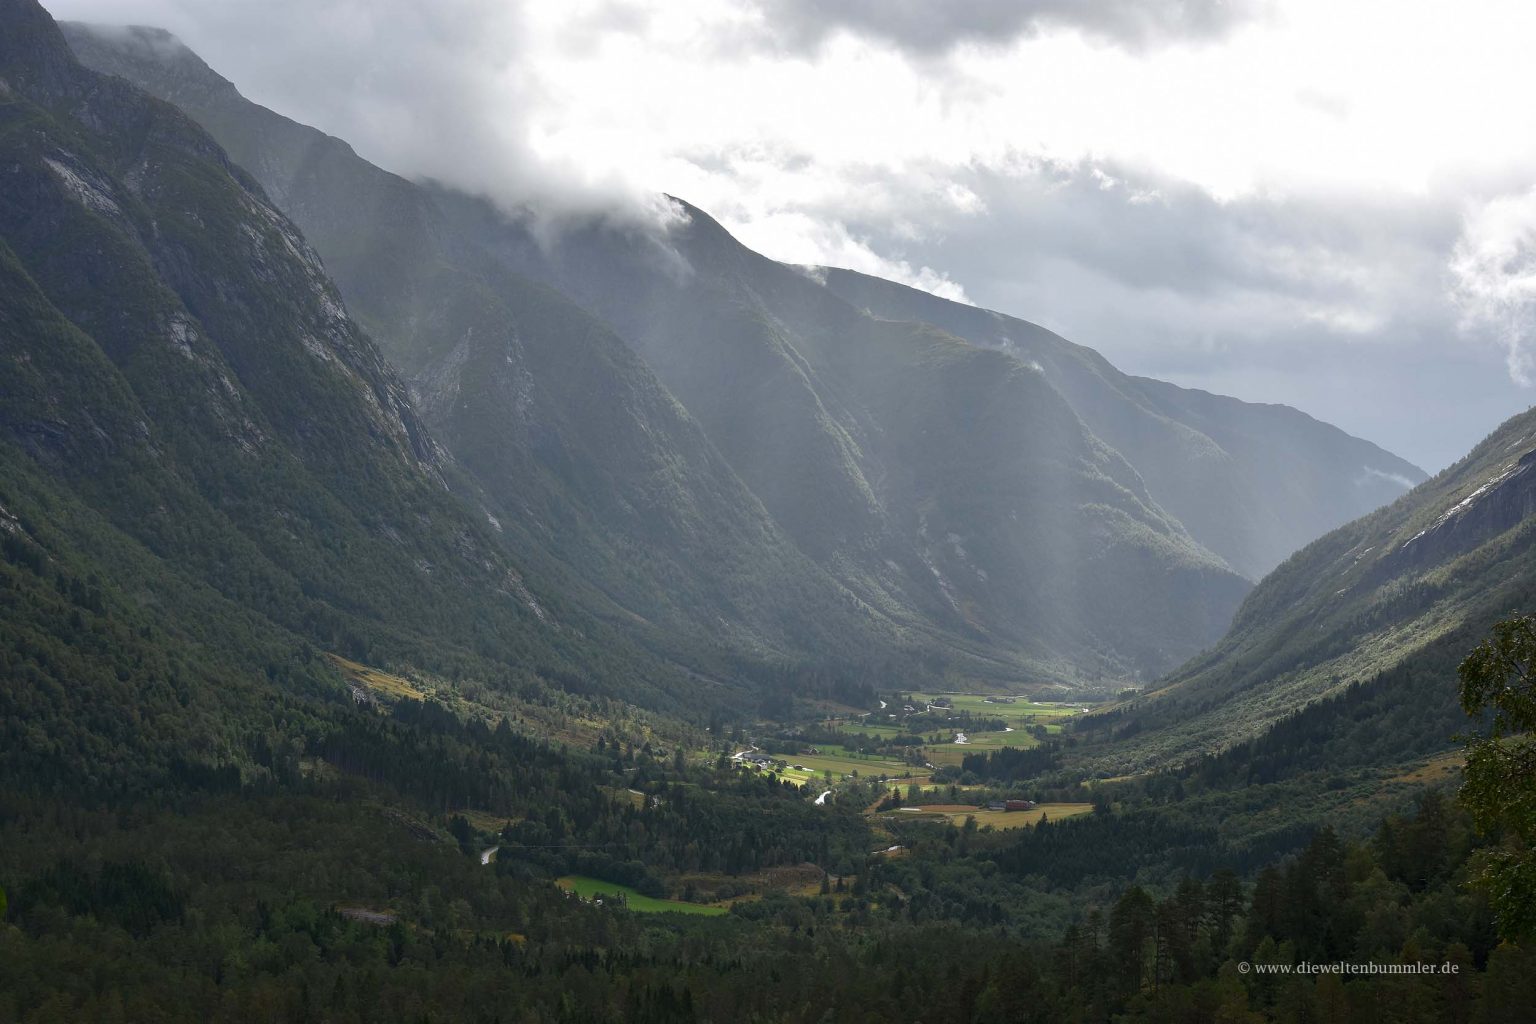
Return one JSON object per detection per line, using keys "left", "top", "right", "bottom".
{"left": 555, "top": 876, "right": 727, "bottom": 916}
{"left": 910, "top": 693, "right": 1084, "bottom": 722}
{"left": 877, "top": 802, "right": 1094, "bottom": 831}
{"left": 833, "top": 721, "right": 912, "bottom": 738}
{"left": 754, "top": 693, "right": 1090, "bottom": 787}
{"left": 942, "top": 693, "right": 1083, "bottom": 710}
{"left": 749, "top": 746, "right": 918, "bottom": 787}
{"left": 796, "top": 746, "right": 914, "bottom": 776}
{"left": 889, "top": 694, "right": 1086, "bottom": 764}
{"left": 923, "top": 730, "right": 1041, "bottom": 766}
{"left": 948, "top": 728, "right": 1039, "bottom": 750}
{"left": 840, "top": 696, "right": 1082, "bottom": 730}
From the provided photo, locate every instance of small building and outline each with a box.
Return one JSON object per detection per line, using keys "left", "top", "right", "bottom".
{"left": 1005, "top": 799, "right": 1035, "bottom": 812}
{"left": 987, "top": 801, "right": 1006, "bottom": 812}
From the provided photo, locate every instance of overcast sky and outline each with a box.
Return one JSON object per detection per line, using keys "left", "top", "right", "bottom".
{"left": 46, "top": 0, "right": 1536, "bottom": 471}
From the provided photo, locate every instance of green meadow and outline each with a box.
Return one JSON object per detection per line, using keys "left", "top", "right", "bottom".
{"left": 555, "top": 876, "right": 727, "bottom": 916}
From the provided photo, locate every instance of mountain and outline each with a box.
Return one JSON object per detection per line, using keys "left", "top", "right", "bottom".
{"left": 7, "top": 5, "right": 1526, "bottom": 1020}
{"left": 67, "top": 23, "right": 1286, "bottom": 684}
{"left": 1080, "top": 404, "right": 1536, "bottom": 772}
{"left": 817, "top": 268, "right": 1426, "bottom": 581}
{"left": 486, "top": 197, "right": 1257, "bottom": 679}
{"left": 0, "top": 0, "right": 726, "bottom": 795}
{"left": 59, "top": 22, "right": 925, "bottom": 682}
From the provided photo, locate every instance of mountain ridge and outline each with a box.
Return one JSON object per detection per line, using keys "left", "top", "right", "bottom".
{"left": 433, "top": 187, "right": 1252, "bottom": 679}
{"left": 0, "top": 0, "right": 722, "bottom": 800}
{"left": 61, "top": 20, "right": 928, "bottom": 679}
{"left": 817, "top": 266, "right": 1427, "bottom": 580}
{"left": 64, "top": 21, "right": 1319, "bottom": 683}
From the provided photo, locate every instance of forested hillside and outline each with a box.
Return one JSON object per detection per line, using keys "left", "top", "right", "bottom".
{"left": 1082, "top": 406, "right": 1536, "bottom": 772}
{"left": 0, "top": 0, "right": 729, "bottom": 801}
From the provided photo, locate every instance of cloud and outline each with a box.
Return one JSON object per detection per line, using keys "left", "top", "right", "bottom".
{"left": 781, "top": 153, "right": 1458, "bottom": 358}
{"left": 1450, "top": 188, "right": 1536, "bottom": 385}
{"left": 752, "top": 153, "right": 1514, "bottom": 471}
{"left": 1357, "top": 467, "right": 1418, "bottom": 490}
{"left": 41, "top": 0, "right": 1536, "bottom": 472}
{"left": 751, "top": 212, "right": 971, "bottom": 302}
{"left": 755, "top": 0, "right": 1266, "bottom": 55}
{"left": 51, "top": 0, "right": 681, "bottom": 233}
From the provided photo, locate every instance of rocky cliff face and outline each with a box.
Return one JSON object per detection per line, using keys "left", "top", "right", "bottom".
{"left": 1381, "top": 448, "right": 1536, "bottom": 577}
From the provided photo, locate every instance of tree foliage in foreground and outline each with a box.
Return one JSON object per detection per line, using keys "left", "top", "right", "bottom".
{"left": 1459, "top": 614, "right": 1536, "bottom": 941}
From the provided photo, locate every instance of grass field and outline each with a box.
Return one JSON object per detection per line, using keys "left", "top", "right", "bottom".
{"left": 749, "top": 746, "right": 917, "bottom": 787}
{"left": 795, "top": 747, "right": 912, "bottom": 776}
{"left": 1387, "top": 750, "right": 1463, "bottom": 785}
{"left": 921, "top": 732, "right": 1045, "bottom": 766}
{"left": 457, "top": 809, "right": 516, "bottom": 834}
{"left": 673, "top": 863, "right": 827, "bottom": 903}
{"left": 824, "top": 693, "right": 1085, "bottom": 769}
{"left": 923, "top": 746, "right": 970, "bottom": 767}
{"left": 877, "top": 802, "right": 1094, "bottom": 831}
{"left": 555, "top": 876, "right": 727, "bottom": 916}
{"left": 837, "top": 721, "right": 911, "bottom": 737}
{"left": 326, "top": 654, "right": 426, "bottom": 701}
{"left": 762, "top": 694, "right": 1090, "bottom": 793}
{"left": 910, "top": 693, "right": 1085, "bottom": 723}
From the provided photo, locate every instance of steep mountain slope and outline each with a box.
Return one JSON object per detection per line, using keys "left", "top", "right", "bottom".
{"left": 818, "top": 268, "right": 1426, "bottom": 580}
{"left": 61, "top": 22, "right": 912, "bottom": 676}
{"left": 1080, "top": 405, "right": 1536, "bottom": 771}
{"left": 0, "top": 0, "right": 705, "bottom": 790}
{"left": 72, "top": 24, "right": 1255, "bottom": 684}
{"left": 439, "top": 193, "right": 1252, "bottom": 682}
